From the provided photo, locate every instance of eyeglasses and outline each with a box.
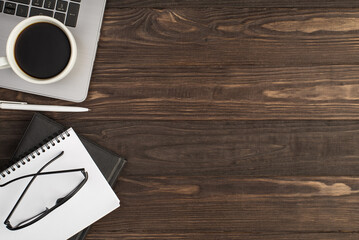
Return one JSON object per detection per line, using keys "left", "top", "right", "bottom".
{"left": 0, "top": 151, "right": 88, "bottom": 231}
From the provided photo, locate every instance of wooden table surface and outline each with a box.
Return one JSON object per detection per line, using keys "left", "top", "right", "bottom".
{"left": 2, "top": 0, "right": 359, "bottom": 239}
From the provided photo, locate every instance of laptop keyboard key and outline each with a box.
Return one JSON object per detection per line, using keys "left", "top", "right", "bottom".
{"left": 54, "top": 12, "right": 65, "bottom": 23}
{"left": 8, "top": 0, "right": 30, "bottom": 4}
{"left": 16, "top": 4, "right": 28, "bottom": 17}
{"left": 65, "top": 2, "right": 79, "bottom": 27}
{"left": 4, "top": 2, "right": 16, "bottom": 15}
{"left": 43, "top": 0, "right": 55, "bottom": 9}
{"left": 32, "top": 0, "right": 43, "bottom": 7}
{"left": 56, "top": 0, "right": 67, "bottom": 12}
{"left": 1, "top": 0, "right": 81, "bottom": 29}
{"left": 29, "top": 7, "right": 53, "bottom": 17}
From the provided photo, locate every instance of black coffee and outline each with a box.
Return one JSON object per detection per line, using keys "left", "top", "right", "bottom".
{"left": 15, "top": 22, "right": 71, "bottom": 79}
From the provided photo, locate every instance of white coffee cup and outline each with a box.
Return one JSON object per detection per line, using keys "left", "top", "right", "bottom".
{"left": 0, "top": 16, "right": 77, "bottom": 85}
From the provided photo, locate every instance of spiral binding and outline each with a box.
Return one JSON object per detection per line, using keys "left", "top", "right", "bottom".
{"left": 0, "top": 129, "right": 71, "bottom": 181}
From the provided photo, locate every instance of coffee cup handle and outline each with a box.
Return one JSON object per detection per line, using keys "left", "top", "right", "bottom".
{"left": 0, "top": 57, "right": 10, "bottom": 70}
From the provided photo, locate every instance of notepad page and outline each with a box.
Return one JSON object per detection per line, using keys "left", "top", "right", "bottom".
{"left": 0, "top": 128, "right": 120, "bottom": 240}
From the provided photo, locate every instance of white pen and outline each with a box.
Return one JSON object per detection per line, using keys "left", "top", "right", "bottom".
{"left": 0, "top": 101, "right": 89, "bottom": 112}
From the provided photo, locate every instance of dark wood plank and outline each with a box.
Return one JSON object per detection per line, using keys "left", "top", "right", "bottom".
{"left": 108, "top": 0, "right": 359, "bottom": 8}
{"left": 98, "top": 8, "right": 359, "bottom": 67}
{"left": 88, "top": 232, "right": 359, "bottom": 240}
{"left": 3, "top": 4, "right": 359, "bottom": 240}
{"left": 4, "top": 9, "right": 359, "bottom": 120}
{"left": 87, "top": 8, "right": 359, "bottom": 120}
{"left": 86, "top": 175, "right": 359, "bottom": 239}
{"left": 3, "top": 116, "right": 359, "bottom": 239}
{"left": 3, "top": 119, "right": 359, "bottom": 177}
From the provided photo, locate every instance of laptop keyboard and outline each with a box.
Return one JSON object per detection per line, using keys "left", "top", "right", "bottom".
{"left": 0, "top": 0, "right": 80, "bottom": 27}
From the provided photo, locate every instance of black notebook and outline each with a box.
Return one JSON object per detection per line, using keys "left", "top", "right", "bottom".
{"left": 10, "top": 113, "right": 126, "bottom": 240}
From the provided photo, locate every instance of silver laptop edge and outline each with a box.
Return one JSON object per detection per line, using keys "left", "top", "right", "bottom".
{"left": 0, "top": 0, "right": 107, "bottom": 102}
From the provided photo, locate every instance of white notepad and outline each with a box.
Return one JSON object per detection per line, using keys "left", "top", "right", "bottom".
{"left": 0, "top": 128, "right": 120, "bottom": 240}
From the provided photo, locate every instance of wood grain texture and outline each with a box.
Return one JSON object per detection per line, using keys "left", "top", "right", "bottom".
{"left": 5, "top": 8, "right": 359, "bottom": 120}
{"left": 91, "top": 8, "right": 359, "bottom": 120}
{"left": 90, "top": 175, "right": 359, "bottom": 239}
{"left": 68, "top": 120, "right": 359, "bottom": 177}
{"left": 109, "top": 0, "right": 359, "bottom": 8}
{"left": 2, "top": 120, "right": 359, "bottom": 238}
{"left": 3, "top": 2, "right": 359, "bottom": 239}
{"left": 4, "top": 120, "right": 359, "bottom": 177}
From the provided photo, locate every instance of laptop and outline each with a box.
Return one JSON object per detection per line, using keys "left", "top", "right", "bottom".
{"left": 0, "top": 0, "right": 107, "bottom": 102}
